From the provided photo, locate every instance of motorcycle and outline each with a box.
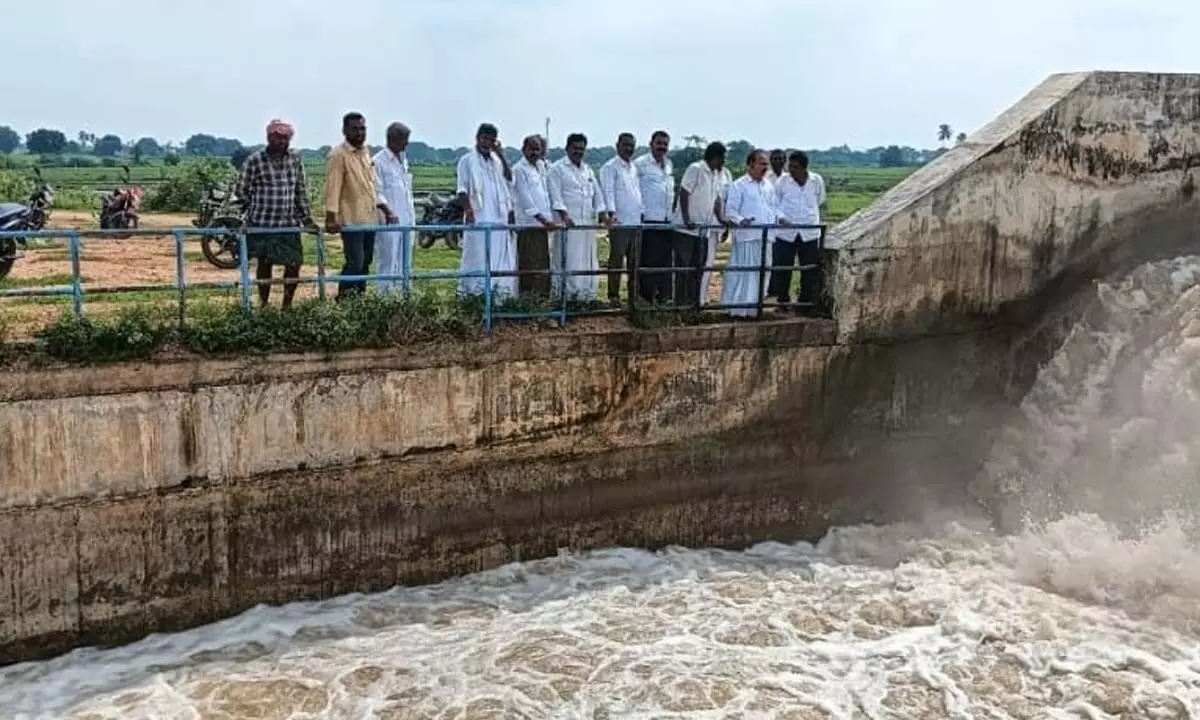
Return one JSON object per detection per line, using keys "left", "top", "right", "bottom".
{"left": 0, "top": 168, "right": 54, "bottom": 281}
{"left": 416, "top": 192, "right": 462, "bottom": 250}
{"left": 98, "top": 165, "right": 142, "bottom": 238}
{"left": 193, "top": 171, "right": 245, "bottom": 270}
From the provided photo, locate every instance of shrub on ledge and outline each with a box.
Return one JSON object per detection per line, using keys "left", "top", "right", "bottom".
{"left": 31, "top": 293, "right": 484, "bottom": 364}
{"left": 4, "top": 291, "right": 713, "bottom": 366}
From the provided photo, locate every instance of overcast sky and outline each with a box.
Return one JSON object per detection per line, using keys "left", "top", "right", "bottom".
{"left": 2, "top": 0, "right": 1195, "bottom": 150}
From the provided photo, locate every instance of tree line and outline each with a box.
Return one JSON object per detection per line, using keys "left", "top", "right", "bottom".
{"left": 0, "top": 125, "right": 944, "bottom": 169}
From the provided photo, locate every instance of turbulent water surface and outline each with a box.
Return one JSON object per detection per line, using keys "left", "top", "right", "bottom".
{"left": 7, "top": 258, "right": 1200, "bottom": 719}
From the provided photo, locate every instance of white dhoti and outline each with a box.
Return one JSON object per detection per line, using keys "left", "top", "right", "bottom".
{"left": 460, "top": 224, "right": 518, "bottom": 298}
{"left": 373, "top": 149, "right": 417, "bottom": 295}
{"left": 551, "top": 226, "right": 598, "bottom": 300}
{"left": 375, "top": 227, "right": 413, "bottom": 295}
{"left": 720, "top": 236, "right": 769, "bottom": 317}
{"left": 456, "top": 150, "right": 515, "bottom": 299}
{"left": 699, "top": 229, "right": 721, "bottom": 306}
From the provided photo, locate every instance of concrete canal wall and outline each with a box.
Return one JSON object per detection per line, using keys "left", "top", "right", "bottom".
{"left": 0, "top": 320, "right": 1017, "bottom": 664}
{"left": 3, "top": 71, "right": 1200, "bottom": 664}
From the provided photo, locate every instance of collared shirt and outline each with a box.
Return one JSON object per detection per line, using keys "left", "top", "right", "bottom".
{"left": 324, "top": 142, "right": 379, "bottom": 225}
{"left": 598, "top": 156, "right": 642, "bottom": 225}
{"left": 725, "top": 174, "right": 782, "bottom": 244}
{"left": 373, "top": 148, "right": 415, "bottom": 224}
{"left": 633, "top": 152, "right": 674, "bottom": 221}
{"left": 237, "top": 149, "right": 311, "bottom": 228}
{"left": 511, "top": 157, "right": 553, "bottom": 228}
{"left": 672, "top": 160, "right": 731, "bottom": 235}
{"left": 548, "top": 157, "right": 604, "bottom": 220}
{"left": 774, "top": 172, "right": 826, "bottom": 242}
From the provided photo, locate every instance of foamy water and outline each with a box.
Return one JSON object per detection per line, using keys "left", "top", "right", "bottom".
{"left": 6, "top": 259, "right": 1200, "bottom": 719}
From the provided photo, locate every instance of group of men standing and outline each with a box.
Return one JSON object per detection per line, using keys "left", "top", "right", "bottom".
{"left": 235, "top": 114, "right": 828, "bottom": 316}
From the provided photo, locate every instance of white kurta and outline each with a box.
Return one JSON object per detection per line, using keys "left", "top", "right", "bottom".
{"left": 547, "top": 158, "right": 605, "bottom": 299}
{"left": 373, "top": 149, "right": 416, "bottom": 295}
{"left": 456, "top": 150, "right": 516, "bottom": 297}
{"left": 720, "top": 174, "right": 780, "bottom": 317}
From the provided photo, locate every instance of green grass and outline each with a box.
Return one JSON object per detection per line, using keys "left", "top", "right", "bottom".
{"left": 0, "top": 273, "right": 88, "bottom": 289}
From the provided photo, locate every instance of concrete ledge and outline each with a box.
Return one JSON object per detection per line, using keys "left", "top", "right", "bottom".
{"left": 0, "top": 319, "right": 836, "bottom": 403}
{"left": 0, "top": 319, "right": 838, "bottom": 510}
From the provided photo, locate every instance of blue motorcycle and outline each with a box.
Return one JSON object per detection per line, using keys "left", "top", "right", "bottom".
{"left": 0, "top": 168, "right": 53, "bottom": 281}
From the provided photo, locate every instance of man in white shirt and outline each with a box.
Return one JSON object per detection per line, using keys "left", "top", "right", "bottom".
{"left": 511, "top": 135, "right": 557, "bottom": 298}
{"left": 372, "top": 122, "right": 416, "bottom": 295}
{"left": 548, "top": 132, "right": 606, "bottom": 300}
{"left": 633, "top": 130, "right": 674, "bottom": 304}
{"left": 721, "top": 149, "right": 789, "bottom": 318}
{"left": 456, "top": 122, "right": 517, "bottom": 298}
{"left": 598, "top": 132, "right": 643, "bottom": 305}
{"left": 764, "top": 149, "right": 786, "bottom": 185}
{"left": 770, "top": 150, "right": 827, "bottom": 314}
{"left": 673, "top": 141, "right": 731, "bottom": 307}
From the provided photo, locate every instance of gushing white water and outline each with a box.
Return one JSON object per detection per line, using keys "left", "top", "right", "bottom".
{"left": 6, "top": 259, "right": 1200, "bottom": 719}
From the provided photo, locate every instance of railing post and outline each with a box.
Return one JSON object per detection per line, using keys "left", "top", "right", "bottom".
{"left": 483, "top": 226, "right": 493, "bottom": 333}
{"left": 401, "top": 228, "right": 412, "bottom": 297}
{"left": 627, "top": 227, "right": 639, "bottom": 323}
{"left": 238, "top": 231, "right": 251, "bottom": 310}
{"left": 756, "top": 226, "right": 769, "bottom": 319}
{"left": 315, "top": 230, "right": 327, "bottom": 300}
{"left": 67, "top": 230, "right": 83, "bottom": 319}
{"left": 173, "top": 229, "right": 187, "bottom": 330}
{"left": 559, "top": 227, "right": 568, "bottom": 327}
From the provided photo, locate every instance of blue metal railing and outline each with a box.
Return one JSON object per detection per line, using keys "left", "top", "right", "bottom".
{"left": 0, "top": 221, "right": 828, "bottom": 330}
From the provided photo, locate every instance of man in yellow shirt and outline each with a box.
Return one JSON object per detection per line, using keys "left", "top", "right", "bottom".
{"left": 324, "top": 112, "right": 397, "bottom": 300}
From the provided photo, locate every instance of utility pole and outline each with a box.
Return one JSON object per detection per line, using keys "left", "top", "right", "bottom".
{"left": 544, "top": 117, "right": 551, "bottom": 143}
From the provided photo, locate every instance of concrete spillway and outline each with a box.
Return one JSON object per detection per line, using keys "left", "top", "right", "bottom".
{"left": 831, "top": 71, "right": 1200, "bottom": 342}
{"left": 2, "top": 72, "right": 1199, "bottom": 665}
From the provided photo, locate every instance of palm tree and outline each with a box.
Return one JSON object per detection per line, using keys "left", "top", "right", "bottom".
{"left": 956, "top": 132, "right": 968, "bottom": 145}
{"left": 937, "top": 124, "right": 953, "bottom": 146}
{"left": 683, "top": 134, "right": 707, "bottom": 149}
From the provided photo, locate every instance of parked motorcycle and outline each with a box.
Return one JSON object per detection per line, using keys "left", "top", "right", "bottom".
{"left": 193, "top": 171, "right": 245, "bottom": 269}
{"left": 0, "top": 168, "right": 54, "bottom": 281}
{"left": 98, "top": 165, "right": 142, "bottom": 238}
{"left": 416, "top": 192, "right": 462, "bottom": 250}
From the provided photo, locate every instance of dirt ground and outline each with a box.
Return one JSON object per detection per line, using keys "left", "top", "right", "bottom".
{"left": 1, "top": 212, "right": 336, "bottom": 335}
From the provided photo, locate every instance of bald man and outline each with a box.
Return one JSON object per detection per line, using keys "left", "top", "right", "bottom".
{"left": 373, "top": 122, "right": 416, "bottom": 294}
{"left": 510, "top": 135, "right": 556, "bottom": 297}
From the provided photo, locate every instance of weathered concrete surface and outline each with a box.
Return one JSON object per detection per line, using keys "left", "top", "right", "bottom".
{"left": 0, "top": 321, "right": 834, "bottom": 510}
{"left": 0, "top": 319, "right": 1018, "bottom": 665}
{"left": 830, "top": 72, "right": 1200, "bottom": 342}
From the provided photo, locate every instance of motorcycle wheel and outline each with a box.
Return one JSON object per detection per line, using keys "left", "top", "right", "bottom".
{"left": 417, "top": 232, "right": 438, "bottom": 249}
{"left": 444, "top": 233, "right": 461, "bottom": 251}
{"left": 0, "top": 238, "right": 15, "bottom": 281}
{"left": 200, "top": 218, "right": 242, "bottom": 270}
{"left": 111, "top": 214, "right": 136, "bottom": 240}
